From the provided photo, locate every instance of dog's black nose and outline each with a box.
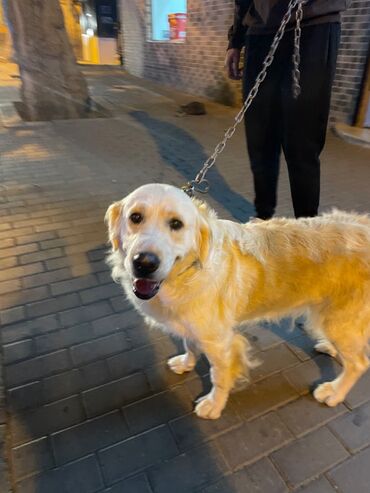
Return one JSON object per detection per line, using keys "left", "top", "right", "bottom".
{"left": 133, "top": 252, "right": 160, "bottom": 277}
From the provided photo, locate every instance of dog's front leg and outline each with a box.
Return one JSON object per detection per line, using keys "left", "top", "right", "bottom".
{"left": 167, "top": 339, "right": 197, "bottom": 375}
{"left": 195, "top": 338, "right": 234, "bottom": 420}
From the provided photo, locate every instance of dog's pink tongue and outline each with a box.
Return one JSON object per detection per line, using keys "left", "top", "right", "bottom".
{"left": 135, "top": 279, "right": 156, "bottom": 294}
{"left": 133, "top": 279, "right": 160, "bottom": 300}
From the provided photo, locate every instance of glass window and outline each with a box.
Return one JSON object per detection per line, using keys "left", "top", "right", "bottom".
{"left": 151, "top": 0, "right": 187, "bottom": 42}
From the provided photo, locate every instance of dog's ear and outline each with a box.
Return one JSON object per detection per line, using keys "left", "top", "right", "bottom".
{"left": 105, "top": 200, "right": 124, "bottom": 250}
{"left": 196, "top": 202, "right": 213, "bottom": 265}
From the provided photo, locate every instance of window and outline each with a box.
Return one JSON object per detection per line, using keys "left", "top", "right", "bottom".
{"left": 151, "top": 0, "right": 187, "bottom": 42}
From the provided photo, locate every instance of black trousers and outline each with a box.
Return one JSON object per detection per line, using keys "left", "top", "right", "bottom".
{"left": 243, "top": 23, "right": 340, "bottom": 219}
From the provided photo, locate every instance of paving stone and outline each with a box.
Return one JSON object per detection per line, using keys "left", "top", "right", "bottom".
{"left": 22, "top": 268, "right": 72, "bottom": 289}
{"left": 82, "top": 373, "right": 151, "bottom": 418}
{"left": 12, "top": 437, "right": 54, "bottom": 479}
{"left": 52, "top": 411, "right": 128, "bottom": 465}
{"left": 97, "top": 271, "right": 113, "bottom": 284}
{"left": 271, "top": 427, "right": 349, "bottom": 488}
{"left": 99, "top": 425, "right": 178, "bottom": 484}
{"left": 123, "top": 320, "right": 166, "bottom": 347}
{"left": 328, "top": 446, "right": 370, "bottom": 493}
{"left": 0, "top": 305, "right": 25, "bottom": 325}
{"left": 251, "top": 344, "right": 300, "bottom": 382}
{"left": 71, "top": 332, "right": 130, "bottom": 366}
{"left": 148, "top": 442, "right": 228, "bottom": 493}
{"left": 26, "top": 293, "right": 80, "bottom": 319}
{"left": 11, "top": 395, "right": 85, "bottom": 445}
{"left": 277, "top": 394, "right": 346, "bottom": 437}
{"left": 0, "top": 242, "right": 38, "bottom": 259}
{"left": 19, "top": 247, "right": 63, "bottom": 265}
{"left": 283, "top": 355, "right": 341, "bottom": 395}
{"left": 50, "top": 274, "right": 99, "bottom": 296}
{"left": 59, "top": 301, "right": 113, "bottom": 328}
{"left": 3, "top": 339, "right": 34, "bottom": 364}
{"left": 17, "top": 231, "right": 56, "bottom": 246}
{"left": 344, "top": 370, "right": 370, "bottom": 408}
{"left": 242, "top": 322, "right": 292, "bottom": 351}
{"left": 216, "top": 412, "right": 292, "bottom": 470}
{"left": 42, "top": 369, "right": 82, "bottom": 403}
{"left": 0, "top": 424, "right": 10, "bottom": 493}
{"left": 287, "top": 334, "right": 317, "bottom": 362}
{"left": 87, "top": 248, "right": 106, "bottom": 262}
{"left": 123, "top": 386, "right": 193, "bottom": 435}
{"left": 201, "top": 457, "right": 288, "bottom": 493}
{"left": 0, "top": 278, "right": 22, "bottom": 295}
{"left": 34, "top": 323, "right": 93, "bottom": 354}
{"left": 145, "top": 361, "right": 198, "bottom": 393}
{"left": 80, "top": 284, "right": 122, "bottom": 304}
{"left": 5, "top": 349, "right": 71, "bottom": 387}
{"left": 110, "top": 295, "right": 137, "bottom": 313}
{"left": 1, "top": 285, "right": 50, "bottom": 311}
{"left": 7, "top": 381, "right": 43, "bottom": 411}
{"left": 298, "top": 477, "right": 337, "bottom": 493}
{"left": 15, "top": 454, "right": 103, "bottom": 493}
{"left": 104, "top": 474, "right": 153, "bottom": 493}
{"left": 1, "top": 314, "right": 60, "bottom": 344}
{"left": 170, "top": 404, "right": 241, "bottom": 451}
{"left": 107, "top": 338, "right": 178, "bottom": 379}
{"left": 0, "top": 262, "right": 44, "bottom": 282}
{"left": 1, "top": 256, "right": 18, "bottom": 269}
{"left": 329, "top": 401, "right": 370, "bottom": 452}
{"left": 79, "top": 359, "right": 111, "bottom": 388}
{"left": 91, "top": 312, "right": 134, "bottom": 337}
{"left": 232, "top": 373, "right": 299, "bottom": 420}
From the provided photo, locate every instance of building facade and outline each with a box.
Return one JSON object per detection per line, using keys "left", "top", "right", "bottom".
{"left": 119, "top": 0, "right": 370, "bottom": 126}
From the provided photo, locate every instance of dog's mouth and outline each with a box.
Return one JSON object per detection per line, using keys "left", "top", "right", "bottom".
{"left": 133, "top": 278, "right": 161, "bottom": 300}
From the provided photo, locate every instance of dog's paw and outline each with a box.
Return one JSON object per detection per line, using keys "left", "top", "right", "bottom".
{"left": 314, "top": 340, "right": 338, "bottom": 358}
{"left": 194, "top": 394, "right": 223, "bottom": 420}
{"left": 167, "top": 354, "right": 195, "bottom": 375}
{"left": 313, "top": 382, "right": 343, "bottom": 407}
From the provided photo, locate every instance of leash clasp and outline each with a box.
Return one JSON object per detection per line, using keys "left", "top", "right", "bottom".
{"left": 182, "top": 180, "right": 210, "bottom": 198}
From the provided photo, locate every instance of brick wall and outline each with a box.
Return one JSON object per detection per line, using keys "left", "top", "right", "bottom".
{"left": 119, "top": 0, "right": 370, "bottom": 122}
{"left": 331, "top": 0, "right": 370, "bottom": 124}
{"left": 119, "top": 0, "right": 239, "bottom": 105}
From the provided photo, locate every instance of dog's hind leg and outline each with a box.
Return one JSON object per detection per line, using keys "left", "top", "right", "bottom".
{"left": 195, "top": 333, "right": 253, "bottom": 419}
{"left": 314, "top": 339, "right": 338, "bottom": 358}
{"left": 313, "top": 310, "right": 370, "bottom": 407}
{"left": 304, "top": 307, "right": 338, "bottom": 358}
{"left": 167, "top": 339, "right": 197, "bottom": 375}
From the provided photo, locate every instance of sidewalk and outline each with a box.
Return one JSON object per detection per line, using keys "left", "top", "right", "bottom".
{"left": 0, "top": 63, "right": 370, "bottom": 493}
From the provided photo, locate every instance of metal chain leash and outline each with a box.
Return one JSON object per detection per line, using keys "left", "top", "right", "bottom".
{"left": 183, "top": 0, "right": 308, "bottom": 197}
{"left": 292, "top": 0, "right": 305, "bottom": 98}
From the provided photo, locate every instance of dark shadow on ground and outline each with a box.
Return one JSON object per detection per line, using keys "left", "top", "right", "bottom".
{"left": 130, "top": 111, "right": 254, "bottom": 221}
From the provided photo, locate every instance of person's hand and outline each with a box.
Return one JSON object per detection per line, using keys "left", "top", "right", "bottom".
{"left": 225, "top": 48, "right": 242, "bottom": 80}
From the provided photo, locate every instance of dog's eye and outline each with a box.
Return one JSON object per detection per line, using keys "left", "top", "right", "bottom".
{"left": 169, "top": 218, "right": 184, "bottom": 231}
{"left": 129, "top": 212, "right": 143, "bottom": 224}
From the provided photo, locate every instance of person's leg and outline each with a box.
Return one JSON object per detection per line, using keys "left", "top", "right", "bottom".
{"left": 243, "top": 35, "right": 284, "bottom": 220}
{"left": 281, "top": 23, "right": 341, "bottom": 218}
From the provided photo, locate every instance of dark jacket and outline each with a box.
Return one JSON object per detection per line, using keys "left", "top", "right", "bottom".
{"left": 228, "top": 0, "right": 349, "bottom": 48}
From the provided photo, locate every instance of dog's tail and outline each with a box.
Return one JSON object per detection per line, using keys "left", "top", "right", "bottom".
{"left": 230, "top": 333, "right": 260, "bottom": 389}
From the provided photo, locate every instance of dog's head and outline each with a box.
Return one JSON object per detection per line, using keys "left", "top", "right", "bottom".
{"left": 105, "top": 184, "right": 212, "bottom": 300}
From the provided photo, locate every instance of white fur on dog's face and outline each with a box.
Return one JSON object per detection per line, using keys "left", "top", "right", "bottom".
{"left": 106, "top": 184, "right": 203, "bottom": 297}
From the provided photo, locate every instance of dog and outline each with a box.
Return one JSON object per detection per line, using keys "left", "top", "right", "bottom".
{"left": 105, "top": 183, "right": 370, "bottom": 419}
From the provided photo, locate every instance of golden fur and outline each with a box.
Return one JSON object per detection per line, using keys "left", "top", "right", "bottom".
{"left": 106, "top": 184, "right": 370, "bottom": 419}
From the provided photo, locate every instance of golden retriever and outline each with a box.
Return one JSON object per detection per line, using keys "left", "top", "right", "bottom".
{"left": 105, "top": 183, "right": 370, "bottom": 419}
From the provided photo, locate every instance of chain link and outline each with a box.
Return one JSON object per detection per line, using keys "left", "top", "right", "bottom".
{"left": 183, "top": 0, "right": 308, "bottom": 197}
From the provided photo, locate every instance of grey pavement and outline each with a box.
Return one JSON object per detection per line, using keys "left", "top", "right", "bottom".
{"left": 0, "top": 62, "right": 370, "bottom": 493}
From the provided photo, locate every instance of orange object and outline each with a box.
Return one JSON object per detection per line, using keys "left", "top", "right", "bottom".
{"left": 168, "top": 13, "right": 186, "bottom": 42}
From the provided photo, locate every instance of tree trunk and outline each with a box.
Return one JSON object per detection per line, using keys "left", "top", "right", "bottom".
{"left": 4, "top": 0, "right": 89, "bottom": 121}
